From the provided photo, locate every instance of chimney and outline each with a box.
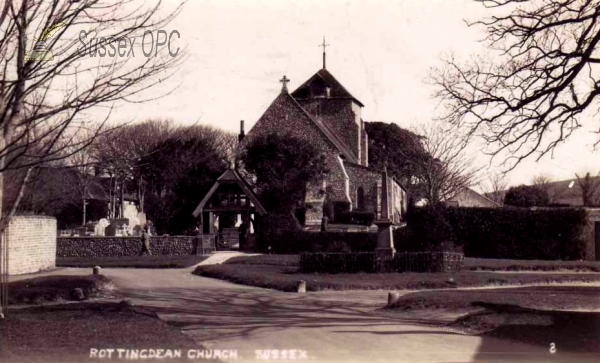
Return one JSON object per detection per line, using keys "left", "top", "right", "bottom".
{"left": 238, "top": 120, "right": 245, "bottom": 142}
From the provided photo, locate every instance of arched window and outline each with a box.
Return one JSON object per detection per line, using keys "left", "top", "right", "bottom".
{"left": 357, "top": 187, "right": 365, "bottom": 210}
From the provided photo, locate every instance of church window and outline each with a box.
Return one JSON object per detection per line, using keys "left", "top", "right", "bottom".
{"left": 357, "top": 187, "right": 365, "bottom": 210}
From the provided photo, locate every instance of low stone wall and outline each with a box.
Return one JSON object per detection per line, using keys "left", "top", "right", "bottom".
{"left": 7, "top": 215, "right": 57, "bottom": 275}
{"left": 57, "top": 236, "right": 206, "bottom": 258}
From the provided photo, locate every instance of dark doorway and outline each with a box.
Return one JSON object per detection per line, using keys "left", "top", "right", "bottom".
{"left": 595, "top": 222, "right": 600, "bottom": 261}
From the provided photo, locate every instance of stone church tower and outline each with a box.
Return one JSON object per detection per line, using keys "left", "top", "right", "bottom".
{"left": 239, "top": 51, "right": 407, "bottom": 226}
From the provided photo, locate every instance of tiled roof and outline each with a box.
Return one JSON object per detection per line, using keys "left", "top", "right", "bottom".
{"left": 192, "top": 168, "right": 266, "bottom": 217}
{"left": 273, "top": 91, "right": 359, "bottom": 163}
{"left": 291, "top": 68, "right": 364, "bottom": 107}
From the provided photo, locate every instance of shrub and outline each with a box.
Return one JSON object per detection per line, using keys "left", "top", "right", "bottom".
{"left": 406, "top": 206, "right": 588, "bottom": 260}
{"left": 403, "top": 205, "right": 455, "bottom": 252}
{"left": 299, "top": 251, "right": 464, "bottom": 273}
{"left": 392, "top": 252, "right": 464, "bottom": 272}
{"left": 332, "top": 201, "right": 351, "bottom": 220}
{"left": 259, "top": 230, "right": 377, "bottom": 254}
{"left": 300, "top": 252, "right": 376, "bottom": 273}
{"left": 336, "top": 211, "right": 376, "bottom": 225}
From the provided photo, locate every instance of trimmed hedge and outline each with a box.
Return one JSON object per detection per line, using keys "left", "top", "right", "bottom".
{"left": 299, "top": 252, "right": 464, "bottom": 273}
{"left": 393, "top": 252, "right": 464, "bottom": 272}
{"left": 261, "top": 231, "right": 377, "bottom": 254}
{"left": 405, "top": 206, "right": 589, "bottom": 260}
{"left": 300, "top": 252, "right": 376, "bottom": 273}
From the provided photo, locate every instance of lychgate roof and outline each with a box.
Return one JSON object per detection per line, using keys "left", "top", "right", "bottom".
{"left": 192, "top": 168, "right": 266, "bottom": 217}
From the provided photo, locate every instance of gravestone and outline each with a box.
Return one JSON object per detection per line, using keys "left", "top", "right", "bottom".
{"left": 104, "top": 224, "right": 116, "bottom": 237}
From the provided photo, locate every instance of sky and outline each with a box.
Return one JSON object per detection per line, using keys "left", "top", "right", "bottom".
{"left": 107, "top": 0, "right": 599, "bottom": 190}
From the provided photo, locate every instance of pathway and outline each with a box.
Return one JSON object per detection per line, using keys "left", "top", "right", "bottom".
{"left": 99, "top": 267, "right": 593, "bottom": 363}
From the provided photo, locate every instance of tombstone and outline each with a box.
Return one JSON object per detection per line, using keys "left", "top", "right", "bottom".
{"left": 104, "top": 224, "right": 116, "bottom": 237}
{"left": 94, "top": 223, "right": 104, "bottom": 236}
{"left": 95, "top": 218, "right": 110, "bottom": 237}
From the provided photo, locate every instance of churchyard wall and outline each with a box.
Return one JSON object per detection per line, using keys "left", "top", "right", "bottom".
{"left": 57, "top": 236, "right": 202, "bottom": 258}
{"left": 7, "top": 215, "right": 56, "bottom": 275}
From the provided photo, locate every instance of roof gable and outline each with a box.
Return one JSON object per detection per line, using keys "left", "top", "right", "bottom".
{"left": 192, "top": 168, "right": 266, "bottom": 217}
{"left": 291, "top": 68, "right": 364, "bottom": 107}
{"left": 242, "top": 91, "right": 358, "bottom": 163}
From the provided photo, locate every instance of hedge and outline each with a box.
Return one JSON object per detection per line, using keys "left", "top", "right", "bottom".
{"left": 299, "top": 252, "right": 464, "bottom": 273}
{"left": 260, "top": 230, "right": 378, "bottom": 254}
{"left": 405, "top": 206, "right": 588, "bottom": 260}
{"left": 336, "top": 211, "right": 376, "bottom": 226}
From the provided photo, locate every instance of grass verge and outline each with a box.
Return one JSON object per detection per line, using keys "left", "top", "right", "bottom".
{"left": 8, "top": 275, "right": 113, "bottom": 305}
{"left": 220, "top": 254, "right": 600, "bottom": 272}
{"left": 385, "top": 287, "right": 600, "bottom": 355}
{"left": 386, "top": 286, "right": 600, "bottom": 311}
{"left": 0, "top": 302, "right": 201, "bottom": 363}
{"left": 193, "top": 263, "right": 600, "bottom": 292}
{"left": 464, "top": 258, "right": 600, "bottom": 272}
{"left": 452, "top": 303, "right": 600, "bottom": 354}
{"left": 56, "top": 255, "right": 209, "bottom": 269}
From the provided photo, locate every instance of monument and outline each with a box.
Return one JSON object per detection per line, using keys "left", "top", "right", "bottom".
{"left": 374, "top": 165, "right": 395, "bottom": 263}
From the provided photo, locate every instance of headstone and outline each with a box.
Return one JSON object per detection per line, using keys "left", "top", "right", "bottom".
{"left": 93, "top": 266, "right": 101, "bottom": 275}
{"left": 104, "top": 224, "right": 116, "bottom": 236}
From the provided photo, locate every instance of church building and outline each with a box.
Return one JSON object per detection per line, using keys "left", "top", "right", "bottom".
{"left": 237, "top": 51, "right": 407, "bottom": 226}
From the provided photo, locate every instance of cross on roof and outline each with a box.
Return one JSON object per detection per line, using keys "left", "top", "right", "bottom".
{"left": 320, "top": 36, "right": 330, "bottom": 69}
{"left": 280, "top": 75, "right": 290, "bottom": 93}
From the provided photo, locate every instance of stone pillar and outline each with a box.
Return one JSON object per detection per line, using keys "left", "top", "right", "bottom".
{"left": 374, "top": 166, "right": 395, "bottom": 269}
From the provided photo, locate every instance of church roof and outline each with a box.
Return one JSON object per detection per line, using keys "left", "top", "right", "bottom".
{"left": 283, "top": 92, "right": 359, "bottom": 163}
{"left": 291, "top": 68, "right": 364, "bottom": 107}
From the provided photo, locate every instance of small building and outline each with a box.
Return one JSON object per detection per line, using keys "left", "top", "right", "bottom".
{"left": 445, "top": 188, "right": 501, "bottom": 208}
{"left": 192, "top": 168, "right": 266, "bottom": 251}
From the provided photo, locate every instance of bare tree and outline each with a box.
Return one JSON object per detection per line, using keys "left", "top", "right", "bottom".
{"left": 411, "top": 123, "right": 483, "bottom": 204}
{"left": 0, "top": 0, "right": 185, "bottom": 317}
{"left": 65, "top": 128, "right": 104, "bottom": 225}
{"left": 431, "top": 0, "right": 600, "bottom": 168}
{"left": 92, "top": 119, "right": 174, "bottom": 216}
{"left": 485, "top": 172, "right": 507, "bottom": 205}
{"left": 576, "top": 171, "right": 600, "bottom": 206}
